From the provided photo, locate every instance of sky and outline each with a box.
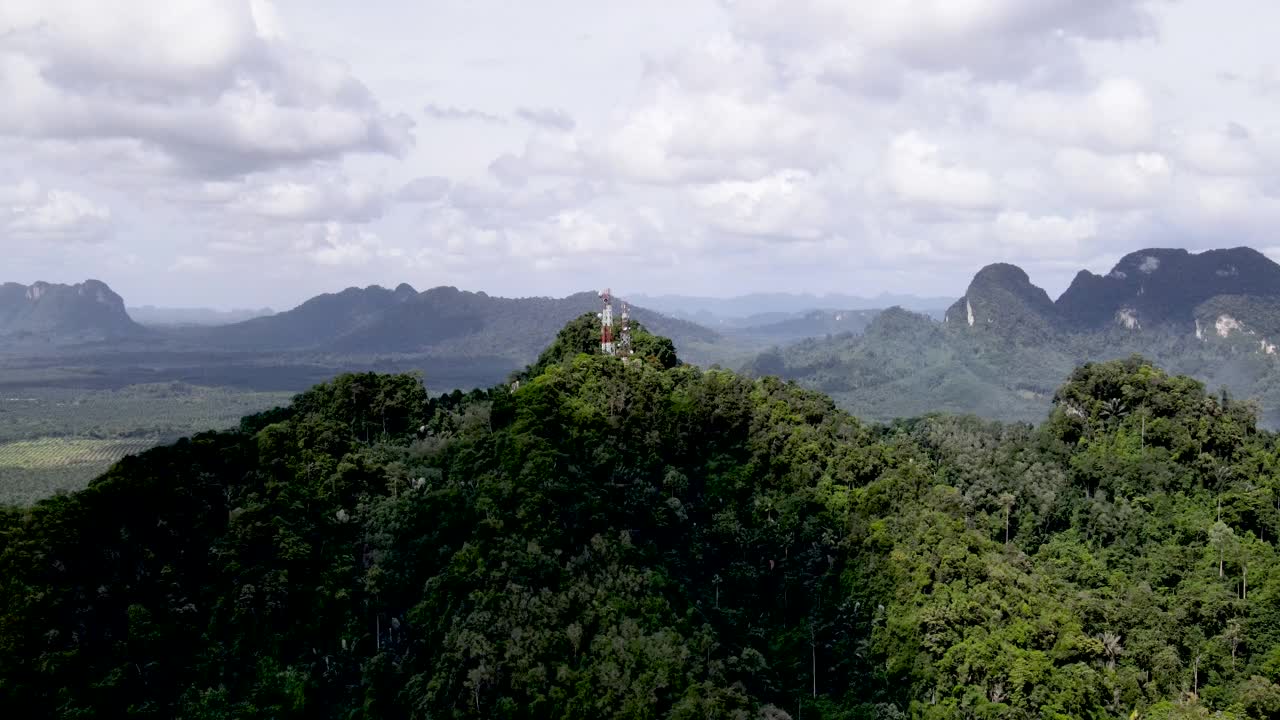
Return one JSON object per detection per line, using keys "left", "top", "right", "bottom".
{"left": 2, "top": 0, "right": 1280, "bottom": 309}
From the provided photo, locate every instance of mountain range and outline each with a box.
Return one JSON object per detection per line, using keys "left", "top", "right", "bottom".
{"left": 946, "top": 247, "right": 1280, "bottom": 338}
{"left": 0, "top": 281, "right": 731, "bottom": 392}
{"left": 11, "top": 246, "right": 1280, "bottom": 423}
{"left": 765, "top": 246, "right": 1280, "bottom": 425}
{"left": 183, "top": 284, "right": 720, "bottom": 359}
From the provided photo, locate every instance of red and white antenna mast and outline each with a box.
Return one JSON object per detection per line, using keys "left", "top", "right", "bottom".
{"left": 600, "top": 288, "right": 615, "bottom": 356}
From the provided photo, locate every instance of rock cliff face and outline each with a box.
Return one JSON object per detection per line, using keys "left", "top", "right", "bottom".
{"left": 1055, "top": 247, "right": 1280, "bottom": 331}
{"left": 944, "top": 263, "right": 1059, "bottom": 339}
{"left": 942, "top": 248, "right": 1280, "bottom": 345}
{"left": 0, "top": 279, "right": 142, "bottom": 339}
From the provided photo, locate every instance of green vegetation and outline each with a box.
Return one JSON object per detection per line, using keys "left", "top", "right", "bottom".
{"left": 6, "top": 320, "right": 1280, "bottom": 718}
{"left": 0, "top": 383, "right": 291, "bottom": 504}
{"left": 0, "top": 440, "right": 158, "bottom": 506}
{"left": 756, "top": 308, "right": 1280, "bottom": 428}
{"left": 0, "top": 438, "right": 159, "bottom": 469}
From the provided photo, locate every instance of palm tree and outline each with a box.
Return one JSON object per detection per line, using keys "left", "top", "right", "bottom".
{"left": 999, "top": 492, "right": 1016, "bottom": 544}
{"left": 1100, "top": 397, "right": 1129, "bottom": 425}
{"left": 1098, "top": 631, "right": 1123, "bottom": 671}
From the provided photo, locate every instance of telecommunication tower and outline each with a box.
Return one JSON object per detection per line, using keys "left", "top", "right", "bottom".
{"left": 600, "top": 288, "right": 615, "bottom": 356}
{"left": 618, "top": 302, "right": 633, "bottom": 358}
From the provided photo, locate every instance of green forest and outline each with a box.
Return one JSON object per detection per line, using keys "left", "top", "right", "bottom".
{"left": 4, "top": 315, "right": 1280, "bottom": 719}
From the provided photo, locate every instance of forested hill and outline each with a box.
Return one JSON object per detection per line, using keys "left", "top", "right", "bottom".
{"left": 5, "top": 319, "right": 1280, "bottom": 718}
{"left": 192, "top": 285, "right": 718, "bottom": 360}
{"left": 759, "top": 248, "right": 1280, "bottom": 427}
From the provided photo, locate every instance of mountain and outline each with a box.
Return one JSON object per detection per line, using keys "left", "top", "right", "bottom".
{"left": 197, "top": 284, "right": 718, "bottom": 362}
{"left": 1056, "top": 247, "right": 1280, "bottom": 331}
{"left": 943, "top": 263, "right": 1059, "bottom": 338}
{"left": 0, "top": 280, "right": 142, "bottom": 340}
{"left": 128, "top": 305, "right": 275, "bottom": 327}
{"left": 753, "top": 307, "right": 1068, "bottom": 422}
{"left": 752, "top": 247, "right": 1280, "bottom": 426}
{"left": 721, "top": 308, "right": 881, "bottom": 344}
{"left": 195, "top": 283, "right": 419, "bottom": 349}
{"left": 629, "top": 291, "right": 954, "bottom": 321}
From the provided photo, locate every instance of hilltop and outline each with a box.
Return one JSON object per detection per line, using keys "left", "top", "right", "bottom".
{"left": 0, "top": 280, "right": 143, "bottom": 342}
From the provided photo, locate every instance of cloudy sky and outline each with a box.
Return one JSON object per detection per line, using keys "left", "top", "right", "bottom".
{"left": 3, "top": 0, "right": 1279, "bottom": 309}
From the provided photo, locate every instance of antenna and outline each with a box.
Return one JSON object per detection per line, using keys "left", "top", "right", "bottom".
{"left": 619, "top": 301, "right": 632, "bottom": 358}
{"left": 600, "top": 288, "right": 615, "bottom": 356}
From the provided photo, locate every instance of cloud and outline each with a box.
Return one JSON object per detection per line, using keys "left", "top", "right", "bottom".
{"left": 423, "top": 103, "right": 507, "bottom": 124}
{"left": 992, "top": 211, "right": 1099, "bottom": 254}
{"left": 515, "top": 107, "right": 575, "bottom": 131}
{"left": 724, "top": 0, "right": 1161, "bottom": 84}
{"left": 1174, "top": 123, "right": 1276, "bottom": 177}
{"left": 884, "top": 132, "right": 996, "bottom": 209}
{"left": 998, "top": 77, "right": 1156, "bottom": 151}
{"left": 592, "top": 87, "right": 823, "bottom": 184}
{"left": 0, "top": 179, "right": 112, "bottom": 243}
{"left": 229, "top": 174, "right": 386, "bottom": 222}
{"left": 292, "top": 221, "right": 399, "bottom": 267}
{"left": 1053, "top": 148, "right": 1173, "bottom": 208}
{"left": 397, "top": 176, "right": 451, "bottom": 203}
{"left": 688, "top": 169, "right": 830, "bottom": 240}
{"left": 0, "top": 0, "right": 413, "bottom": 176}
{"left": 169, "top": 255, "right": 215, "bottom": 272}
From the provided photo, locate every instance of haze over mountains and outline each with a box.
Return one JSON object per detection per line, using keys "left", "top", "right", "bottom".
{"left": 631, "top": 291, "right": 953, "bottom": 323}
{"left": 10, "top": 246, "right": 1280, "bottom": 425}
{"left": 127, "top": 306, "right": 275, "bottom": 327}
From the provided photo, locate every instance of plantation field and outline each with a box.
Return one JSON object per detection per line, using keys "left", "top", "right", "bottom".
{"left": 0, "top": 439, "right": 161, "bottom": 506}
{"left": 0, "top": 382, "right": 292, "bottom": 505}
{"left": 0, "top": 437, "right": 158, "bottom": 470}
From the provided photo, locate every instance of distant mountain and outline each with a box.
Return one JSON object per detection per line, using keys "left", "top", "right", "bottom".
{"left": 195, "top": 285, "right": 719, "bottom": 364}
{"left": 630, "top": 291, "right": 954, "bottom": 321}
{"left": 943, "top": 263, "right": 1062, "bottom": 342}
{"left": 197, "top": 283, "right": 419, "bottom": 349}
{"left": 0, "top": 280, "right": 142, "bottom": 341}
{"left": 129, "top": 305, "right": 275, "bottom": 327}
{"left": 1056, "top": 247, "right": 1280, "bottom": 331}
{"left": 752, "top": 247, "right": 1280, "bottom": 426}
{"left": 723, "top": 309, "right": 881, "bottom": 344}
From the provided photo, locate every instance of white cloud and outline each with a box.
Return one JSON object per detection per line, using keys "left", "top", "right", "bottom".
{"left": 590, "top": 86, "right": 822, "bottom": 184}
{"left": 231, "top": 174, "right": 385, "bottom": 222}
{"left": 7, "top": 0, "right": 1280, "bottom": 304}
{"left": 169, "top": 255, "right": 215, "bottom": 272}
{"left": 0, "top": 179, "right": 111, "bottom": 243}
{"left": 1174, "top": 123, "right": 1277, "bottom": 176}
{"left": 1054, "top": 148, "right": 1173, "bottom": 208}
{"left": 993, "top": 211, "right": 1099, "bottom": 254}
{"left": 0, "top": 0, "right": 413, "bottom": 176}
{"left": 293, "top": 222, "right": 399, "bottom": 267}
{"left": 884, "top": 132, "right": 996, "bottom": 209}
{"left": 398, "top": 176, "right": 451, "bottom": 203}
{"left": 725, "top": 0, "right": 1160, "bottom": 82}
{"left": 688, "top": 169, "right": 830, "bottom": 240}
{"left": 999, "top": 77, "right": 1156, "bottom": 151}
